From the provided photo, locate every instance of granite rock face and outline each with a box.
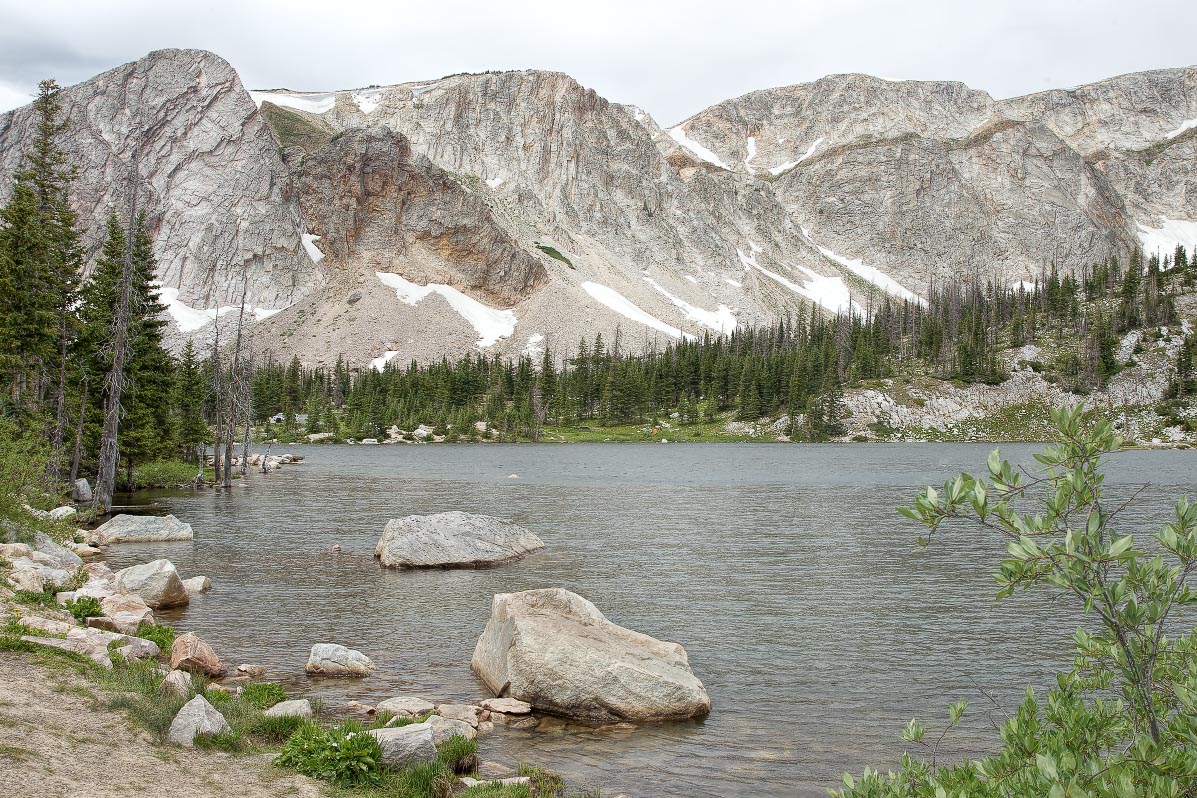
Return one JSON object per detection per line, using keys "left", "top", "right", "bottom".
{"left": 1, "top": 51, "right": 1193, "bottom": 365}
{"left": 0, "top": 49, "right": 323, "bottom": 311}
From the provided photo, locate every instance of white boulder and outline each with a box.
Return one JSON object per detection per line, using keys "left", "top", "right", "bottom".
{"left": 375, "top": 512, "right": 544, "bottom": 569}
{"left": 471, "top": 588, "right": 711, "bottom": 722}
{"left": 95, "top": 514, "right": 194, "bottom": 544}
{"left": 305, "top": 643, "right": 375, "bottom": 676}
{"left": 114, "top": 559, "right": 189, "bottom": 608}
{"left": 168, "top": 695, "right": 232, "bottom": 746}
{"left": 365, "top": 723, "right": 437, "bottom": 768}
{"left": 182, "top": 575, "right": 211, "bottom": 595}
{"left": 425, "top": 715, "right": 476, "bottom": 743}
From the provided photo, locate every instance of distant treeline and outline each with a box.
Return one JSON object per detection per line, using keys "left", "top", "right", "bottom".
{"left": 252, "top": 248, "right": 1194, "bottom": 441}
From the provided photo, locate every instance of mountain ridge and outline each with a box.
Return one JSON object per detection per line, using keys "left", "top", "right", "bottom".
{"left": 1, "top": 49, "right": 1195, "bottom": 369}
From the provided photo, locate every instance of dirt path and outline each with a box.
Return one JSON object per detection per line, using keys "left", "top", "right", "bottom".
{"left": 0, "top": 652, "right": 324, "bottom": 798}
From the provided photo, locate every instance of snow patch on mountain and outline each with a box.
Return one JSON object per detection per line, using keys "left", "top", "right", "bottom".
{"left": 744, "top": 136, "right": 757, "bottom": 173}
{"left": 301, "top": 233, "right": 325, "bottom": 264}
{"left": 485, "top": 177, "right": 504, "bottom": 188}
{"left": 524, "top": 333, "right": 546, "bottom": 358}
{"left": 668, "top": 125, "right": 731, "bottom": 170}
{"left": 249, "top": 91, "right": 336, "bottom": 114}
{"left": 370, "top": 350, "right": 400, "bottom": 372}
{"left": 1137, "top": 219, "right": 1197, "bottom": 260}
{"left": 1165, "top": 118, "right": 1197, "bottom": 139}
{"left": 376, "top": 271, "right": 517, "bottom": 348}
{"left": 801, "top": 227, "right": 925, "bottom": 305}
{"left": 768, "top": 137, "right": 824, "bottom": 175}
{"left": 351, "top": 88, "right": 385, "bottom": 114}
{"left": 643, "top": 277, "right": 737, "bottom": 334}
{"left": 581, "top": 281, "right": 692, "bottom": 340}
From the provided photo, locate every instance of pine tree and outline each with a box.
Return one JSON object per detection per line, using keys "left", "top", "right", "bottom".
{"left": 175, "top": 339, "right": 208, "bottom": 460}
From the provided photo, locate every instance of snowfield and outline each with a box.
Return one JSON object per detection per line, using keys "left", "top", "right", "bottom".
{"left": 351, "top": 88, "right": 386, "bottom": 114}
{"left": 1165, "top": 118, "right": 1197, "bottom": 139}
{"left": 668, "top": 125, "right": 731, "bottom": 170}
{"left": 376, "top": 271, "right": 517, "bottom": 348}
{"left": 248, "top": 91, "right": 336, "bottom": 115}
{"left": 1137, "top": 219, "right": 1197, "bottom": 261}
{"left": 643, "top": 277, "right": 737, "bottom": 334}
{"left": 801, "top": 227, "right": 925, "bottom": 305}
{"left": 301, "top": 233, "right": 325, "bottom": 264}
{"left": 581, "top": 281, "right": 693, "bottom": 340}
{"left": 370, "top": 350, "right": 400, "bottom": 372}
{"left": 768, "top": 137, "right": 824, "bottom": 175}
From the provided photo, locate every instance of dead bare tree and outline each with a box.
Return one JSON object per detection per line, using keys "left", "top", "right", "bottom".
{"left": 93, "top": 153, "right": 139, "bottom": 513}
{"left": 222, "top": 280, "right": 249, "bottom": 489}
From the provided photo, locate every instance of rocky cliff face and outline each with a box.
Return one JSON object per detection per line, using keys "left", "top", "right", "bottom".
{"left": 0, "top": 49, "right": 322, "bottom": 311}
{"left": 1, "top": 51, "right": 1194, "bottom": 366}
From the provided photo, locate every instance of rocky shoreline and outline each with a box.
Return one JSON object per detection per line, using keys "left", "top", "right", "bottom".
{"left": 2, "top": 505, "right": 713, "bottom": 797}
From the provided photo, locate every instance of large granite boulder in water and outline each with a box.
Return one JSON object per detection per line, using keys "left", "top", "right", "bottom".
{"left": 95, "top": 514, "right": 194, "bottom": 544}
{"left": 471, "top": 588, "right": 711, "bottom": 722}
{"left": 375, "top": 512, "right": 543, "bottom": 569}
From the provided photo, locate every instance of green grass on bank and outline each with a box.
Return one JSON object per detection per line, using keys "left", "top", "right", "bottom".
{"left": 116, "top": 459, "right": 219, "bottom": 491}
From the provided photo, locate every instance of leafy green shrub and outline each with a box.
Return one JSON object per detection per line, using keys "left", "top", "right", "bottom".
{"left": 436, "top": 733, "right": 478, "bottom": 773}
{"left": 239, "top": 681, "right": 287, "bottom": 708}
{"left": 274, "top": 721, "right": 383, "bottom": 787}
{"left": 838, "top": 405, "right": 1197, "bottom": 797}
{"left": 135, "top": 622, "right": 175, "bottom": 650}
{"left": 65, "top": 596, "right": 103, "bottom": 621}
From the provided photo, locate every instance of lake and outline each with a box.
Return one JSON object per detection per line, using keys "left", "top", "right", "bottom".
{"left": 104, "top": 442, "right": 1197, "bottom": 797}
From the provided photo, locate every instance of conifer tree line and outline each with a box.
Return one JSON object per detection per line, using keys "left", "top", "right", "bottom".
{"left": 252, "top": 249, "right": 1194, "bottom": 443}
{"left": 2, "top": 79, "right": 1195, "bottom": 474}
{"left": 0, "top": 81, "right": 219, "bottom": 506}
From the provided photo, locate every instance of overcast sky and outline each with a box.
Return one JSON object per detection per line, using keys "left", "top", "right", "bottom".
{"left": 1, "top": 0, "right": 1193, "bottom": 126}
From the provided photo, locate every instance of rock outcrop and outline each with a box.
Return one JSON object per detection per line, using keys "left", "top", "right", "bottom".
{"left": 94, "top": 514, "right": 194, "bottom": 544}
{"left": 375, "top": 512, "right": 544, "bottom": 569}
{"left": 471, "top": 588, "right": 711, "bottom": 722}
{"left": 2, "top": 50, "right": 1193, "bottom": 366}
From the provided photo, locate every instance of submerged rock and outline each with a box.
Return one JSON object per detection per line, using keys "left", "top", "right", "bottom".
{"left": 95, "top": 514, "right": 194, "bottom": 544}
{"left": 114, "top": 559, "right": 189, "bottom": 608}
{"left": 471, "top": 588, "right": 711, "bottom": 722}
{"left": 374, "top": 511, "right": 544, "bottom": 569}
{"left": 305, "top": 643, "right": 375, "bottom": 676}
{"left": 182, "top": 575, "right": 211, "bottom": 595}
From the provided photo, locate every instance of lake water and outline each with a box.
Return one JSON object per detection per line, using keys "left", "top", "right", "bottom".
{"left": 104, "top": 442, "right": 1197, "bottom": 797}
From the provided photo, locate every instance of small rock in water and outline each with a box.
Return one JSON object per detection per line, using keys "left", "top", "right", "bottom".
{"left": 331, "top": 544, "right": 342, "bottom": 552}
{"left": 236, "top": 663, "right": 267, "bottom": 678}
{"left": 377, "top": 696, "right": 435, "bottom": 717}
{"left": 306, "top": 643, "right": 375, "bottom": 676}
{"left": 508, "top": 473, "right": 519, "bottom": 479}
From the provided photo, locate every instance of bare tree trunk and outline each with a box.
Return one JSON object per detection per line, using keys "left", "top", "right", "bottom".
{"left": 94, "top": 158, "right": 139, "bottom": 513}
{"left": 68, "top": 378, "right": 88, "bottom": 486}
{"left": 49, "top": 328, "right": 68, "bottom": 481}
{"left": 223, "top": 283, "right": 248, "bottom": 489}
{"left": 211, "top": 321, "right": 223, "bottom": 486}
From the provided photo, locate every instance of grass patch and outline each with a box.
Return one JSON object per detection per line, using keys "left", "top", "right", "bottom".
{"left": 535, "top": 244, "right": 574, "bottom": 268}
{"left": 135, "top": 622, "right": 175, "bottom": 650}
{"left": 11, "top": 589, "right": 59, "bottom": 608}
{"left": 116, "top": 459, "right": 213, "bottom": 490}
{"left": 436, "top": 734, "right": 478, "bottom": 773}
{"left": 259, "top": 102, "right": 334, "bottom": 153}
{"left": 461, "top": 784, "right": 532, "bottom": 798}
{"left": 240, "top": 681, "right": 287, "bottom": 708}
